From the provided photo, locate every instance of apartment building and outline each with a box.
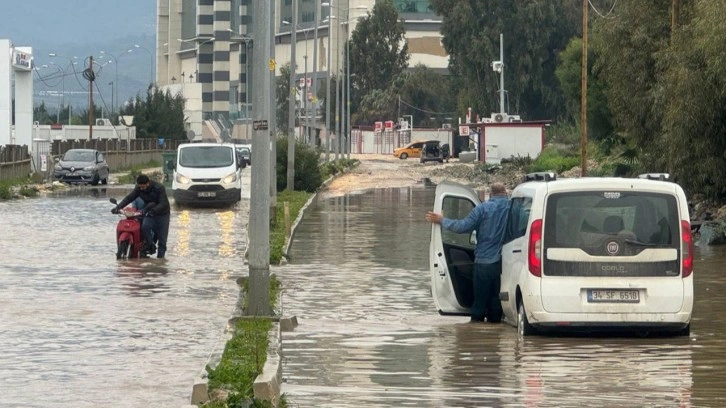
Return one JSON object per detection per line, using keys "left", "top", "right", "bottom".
{"left": 156, "top": 0, "right": 446, "bottom": 140}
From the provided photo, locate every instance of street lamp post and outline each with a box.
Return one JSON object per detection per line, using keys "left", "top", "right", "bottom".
{"left": 49, "top": 53, "right": 79, "bottom": 124}
{"left": 133, "top": 44, "right": 154, "bottom": 85}
{"left": 286, "top": 0, "right": 298, "bottom": 190}
{"left": 282, "top": 21, "right": 313, "bottom": 144}
{"left": 321, "top": 3, "right": 367, "bottom": 158}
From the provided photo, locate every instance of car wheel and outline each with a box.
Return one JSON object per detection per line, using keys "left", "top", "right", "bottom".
{"left": 400, "top": 153, "right": 408, "bottom": 159}
{"left": 518, "top": 301, "right": 536, "bottom": 336}
{"left": 676, "top": 324, "right": 690, "bottom": 337}
{"left": 101, "top": 177, "right": 108, "bottom": 185}
{"left": 438, "top": 159, "right": 444, "bottom": 163}
{"left": 91, "top": 174, "right": 100, "bottom": 186}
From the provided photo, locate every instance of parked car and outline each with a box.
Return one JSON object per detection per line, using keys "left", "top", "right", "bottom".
{"left": 53, "top": 149, "right": 110, "bottom": 185}
{"left": 236, "top": 146, "right": 251, "bottom": 166}
{"left": 419, "top": 141, "right": 450, "bottom": 164}
{"left": 393, "top": 140, "right": 427, "bottom": 159}
{"left": 429, "top": 172, "right": 693, "bottom": 336}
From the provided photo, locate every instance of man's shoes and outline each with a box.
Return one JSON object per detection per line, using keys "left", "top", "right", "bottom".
{"left": 156, "top": 255, "right": 164, "bottom": 259}
{"left": 139, "top": 251, "right": 150, "bottom": 259}
{"left": 146, "top": 243, "right": 157, "bottom": 255}
{"left": 469, "top": 317, "right": 485, "bottom": 323}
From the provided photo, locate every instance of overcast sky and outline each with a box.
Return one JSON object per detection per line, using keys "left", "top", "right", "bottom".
{"left": 0, "top": 0, "right": 156, "bottom": 48}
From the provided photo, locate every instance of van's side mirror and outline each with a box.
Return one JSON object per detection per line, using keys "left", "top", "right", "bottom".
{"left": 166, "top": 161, "right": 175, "bottom": 171}
{"left": 470, "top": 231, "right": 477, "bottom": 245}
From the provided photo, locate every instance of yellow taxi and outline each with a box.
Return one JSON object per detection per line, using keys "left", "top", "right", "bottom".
{"left": 393, "top": 140, "right": 427, "bottom": 159}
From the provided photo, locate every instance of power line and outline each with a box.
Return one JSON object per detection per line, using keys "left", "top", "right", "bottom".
{"left": 398, "top": 98, "right": 457, "bottom": 116}
{"left": 588, "top": 0, "right": 618, "bottom": 18}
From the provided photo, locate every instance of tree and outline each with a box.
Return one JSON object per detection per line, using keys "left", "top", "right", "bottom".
{"left": 120, "top": 86, "right": 186, "bottom": 140}
{"left": 430, "top": 0, "right": 580, "bottom": 121}
{"left": 555, "top": 38, "right": 613, "bottom": 146}
{"left": 397, "top": 64, "right": 457, "bottom": 128}
{"left": 348, "top": 0, "right": 409, "bottom": 123}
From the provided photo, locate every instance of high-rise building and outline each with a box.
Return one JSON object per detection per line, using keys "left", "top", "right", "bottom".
{"left": 156, "top": 0, "right": 447, "bottom": 140}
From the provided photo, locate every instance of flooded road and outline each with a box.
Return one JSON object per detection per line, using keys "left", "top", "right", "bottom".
{"left": 0, "top": 186, "right": 248, "bottom": 407}
{"left": 280, "top": 185, "right": 726, "bottom": 407}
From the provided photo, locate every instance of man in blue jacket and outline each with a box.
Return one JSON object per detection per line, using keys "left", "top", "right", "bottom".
{"left": 112, "top": 174, "right": 171, "bottom": 259}
{"left": 426, "top": 182, "right": 510, "bottom": 323}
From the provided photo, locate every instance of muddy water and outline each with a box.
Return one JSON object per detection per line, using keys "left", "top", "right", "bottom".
{"left": 0, "top": 187, "right": 247, "bottom": 407}
{"left": 280, "top": 185, "right": 726, "bottom": 407}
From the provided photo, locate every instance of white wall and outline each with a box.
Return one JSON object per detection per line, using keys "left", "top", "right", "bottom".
{"left": 480, "top": 123, "right": 544, "bottom": 164}
{"left": 0, "top": 39, "right": 12, "bottom": 145}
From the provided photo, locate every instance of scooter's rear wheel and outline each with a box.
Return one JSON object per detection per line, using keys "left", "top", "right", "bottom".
{"left": 117, "top": 240, "right": 131, "bottom": 259}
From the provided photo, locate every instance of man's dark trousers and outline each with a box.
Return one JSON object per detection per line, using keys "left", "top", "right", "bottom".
{"left": 141, "top": 213, "right": 170, "bottom": 257}
{"left": 472, "top": 261, "right": 503, "bottom": 322}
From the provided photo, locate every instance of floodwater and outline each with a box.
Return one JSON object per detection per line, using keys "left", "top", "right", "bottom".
{"left": 280, "top": 185, "right": 726, "bottom": 407}
{"left": 0, "top": 185, "right": 248, "bottom": 407}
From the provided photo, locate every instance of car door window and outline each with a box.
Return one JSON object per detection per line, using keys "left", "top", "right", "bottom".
{"left": 441, "top": 195, "right": 476, "bottom": 249}
{"left": 503, "top": 196, "right": 532, "bottom": 244}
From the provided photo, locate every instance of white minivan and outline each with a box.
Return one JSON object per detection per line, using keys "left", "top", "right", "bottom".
{"left": 171, "top": 142, "right": 243, "bottom": 206}
{"left": 430, "top": 173, "right": 694, "bottom": 336}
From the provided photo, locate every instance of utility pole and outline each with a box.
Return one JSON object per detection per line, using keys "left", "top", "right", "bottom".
{"left": 287, "top": 0, "right": 298, "bottom": 191}
{"left": 248, "top": 0, "right": 272, "bottom": 316}
{"left": 580, "top": 0, "right": 588, "bottom": 176}
{"left": 88, "top": 56, "right": 94, "bottom": 140}
{"left": 311, "top": 0, "right": 320, "bottom": 147}
{"left": 269, "top": 0, "right": 277, "bottom": 210}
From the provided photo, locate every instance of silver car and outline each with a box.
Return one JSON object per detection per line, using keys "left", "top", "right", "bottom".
{"left": 53, "top": 149, "right": 110, "bottom": 185}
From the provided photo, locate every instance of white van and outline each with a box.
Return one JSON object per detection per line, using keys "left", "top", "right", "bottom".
{"left": 430, "top": 173, "right": 694, "bottom": 336}
{"left": 171, "top": 142, "right": 243, "bottom": 206}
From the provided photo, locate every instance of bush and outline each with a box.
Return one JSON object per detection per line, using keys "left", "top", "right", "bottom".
{"left": 275, "top": 136, "right": 324, "bottom": 193}
{"left": 527, "top": 146, "right": 580, "bottom": 173}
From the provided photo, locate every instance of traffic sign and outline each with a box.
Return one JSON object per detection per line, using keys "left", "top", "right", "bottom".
{"left": 459, "top": 125, "right": 470, "bottom": 136}
{"left": 374, "top": 121, "right": 383, "bottom": 133}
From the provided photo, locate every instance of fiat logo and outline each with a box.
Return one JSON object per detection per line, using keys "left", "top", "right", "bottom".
{"left": 606, "top": 241, "right": 619, "bottom": 255}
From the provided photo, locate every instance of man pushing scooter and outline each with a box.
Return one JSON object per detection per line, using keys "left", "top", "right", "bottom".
{"left": 112, "top": 174, "right": 171, "bottom": 259}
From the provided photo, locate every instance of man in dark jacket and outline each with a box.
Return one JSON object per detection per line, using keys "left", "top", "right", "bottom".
{"left": 111, "top": 174, "right": 171, "bottom": 258}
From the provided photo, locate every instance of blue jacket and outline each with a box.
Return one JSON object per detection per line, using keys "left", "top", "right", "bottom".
{"left": 441, "top": 195, "right": 509, "bottom": 264}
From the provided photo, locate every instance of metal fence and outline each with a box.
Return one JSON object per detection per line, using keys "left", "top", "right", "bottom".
{"left": 0, "top": 139, "right": 187, "bottom": 182}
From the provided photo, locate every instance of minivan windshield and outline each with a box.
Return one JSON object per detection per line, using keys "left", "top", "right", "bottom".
{"left": 179, "top": 146, "right": 234, "bottom": 168}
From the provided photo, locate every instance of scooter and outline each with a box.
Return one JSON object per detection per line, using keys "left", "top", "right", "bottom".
{"left": 110, "top": 198, "right": 144, "bottom": 259}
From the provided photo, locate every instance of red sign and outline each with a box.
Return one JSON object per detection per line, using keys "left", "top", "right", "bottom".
{"left": 50, "top": 123, "right": 63, "bottom": 130}
{"left": 306, "top": 77, "right": 312, "bottom": 87}
{"left": 374, "top": 121, "right": 383, "bottom": 132}
{"left": 384, "top": 120, "right": 394, "bottom": 130}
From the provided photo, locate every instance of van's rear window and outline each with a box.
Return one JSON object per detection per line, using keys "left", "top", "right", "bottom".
{"left": 544, "top": 191, "right": 680, "bottom": 250}
{"left": 179, "top": 146, "right": 234, "bottom": 168}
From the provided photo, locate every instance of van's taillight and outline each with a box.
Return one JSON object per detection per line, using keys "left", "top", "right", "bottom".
{"left": 681, "top": 220, "right": 693, "bottom": 277}
{"left": 528, "top": 219, "right": 543, "bottom": 277}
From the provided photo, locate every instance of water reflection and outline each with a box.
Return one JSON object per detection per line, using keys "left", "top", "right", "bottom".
{"left": 116, "top": 259, "right": 171, "bottom": 297}
{"left": 281, "top": 186, "right": 716, "bottom": 407}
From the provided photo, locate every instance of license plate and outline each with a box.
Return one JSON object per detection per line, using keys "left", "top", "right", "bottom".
{"left": 587, "top": 289, "right": 640, "bottom": 303}
{"left": 198, "top": 191, "right": 216, "bottom": 198}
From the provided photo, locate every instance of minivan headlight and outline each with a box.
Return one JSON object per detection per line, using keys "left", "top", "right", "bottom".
{"left": 175, "top": 173, "right": 190, "bottom": 184}
{"left": 83, "top": 165, "right": 97, "bottom": 171}
{"left": 222, "top": 172, "right": 238, "bottom": 184}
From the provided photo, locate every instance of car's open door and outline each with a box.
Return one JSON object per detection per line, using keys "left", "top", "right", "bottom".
{"left": 430, "top": 181, "right": 480, "bottom": 315}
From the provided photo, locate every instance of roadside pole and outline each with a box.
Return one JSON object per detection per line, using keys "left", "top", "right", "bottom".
{"left": 286, "top": 0, "right": 298, "bottom": 191}
{"left": 248, "top": 0, "right": 272, "bottom": 316}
